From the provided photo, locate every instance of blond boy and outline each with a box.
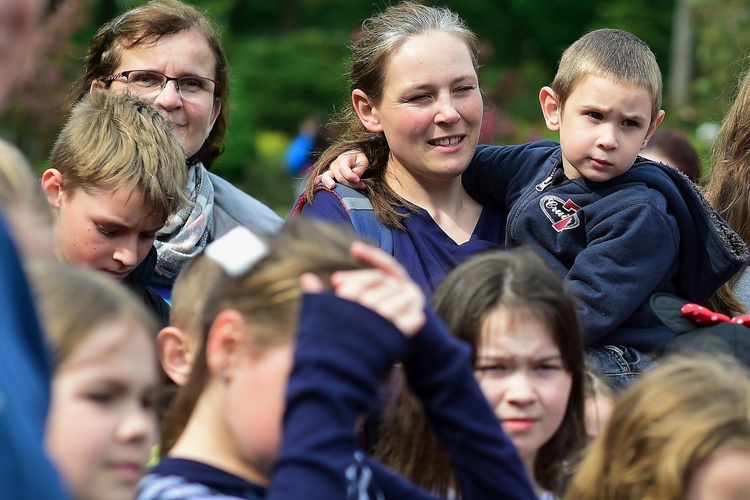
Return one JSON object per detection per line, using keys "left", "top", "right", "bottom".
{"left": 42, "top": 90, "right": 189, "bottom": 324}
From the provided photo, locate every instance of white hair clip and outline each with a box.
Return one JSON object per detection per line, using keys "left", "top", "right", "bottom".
{"left": 204, "top": 227, "right": 269, "bottom": 278}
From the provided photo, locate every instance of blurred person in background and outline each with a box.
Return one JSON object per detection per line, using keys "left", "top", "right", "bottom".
{"left": 0, "top": 0, "right": 67, "bottom": 497}
{"left": 641, "top": 129, "right": 702, "bottom": 183}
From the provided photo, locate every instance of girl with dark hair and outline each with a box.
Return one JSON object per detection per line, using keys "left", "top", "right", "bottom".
{"left": 375, "top": 247, "right": 586, "bottom": 498}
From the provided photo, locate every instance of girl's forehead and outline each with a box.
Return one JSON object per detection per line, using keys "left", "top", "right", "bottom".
{"left": 61, "top": 318, "right": 154, "bottom": 371}
{"left": 479, "top": 308, "right": 561, "bottom": 356}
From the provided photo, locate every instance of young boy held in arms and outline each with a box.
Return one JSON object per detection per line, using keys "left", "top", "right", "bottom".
{"left": 465, "top": 29, "right": 748, "bottom": 387}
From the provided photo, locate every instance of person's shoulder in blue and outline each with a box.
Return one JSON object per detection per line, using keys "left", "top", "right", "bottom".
{"left": 140, "top": 458, "right": 265, "bottom": 500}
{"left": 0, "top": 217, "right": 66, "bottom": 498}
{"left": 0, "top": 0, "right": 71, "bottom": 496}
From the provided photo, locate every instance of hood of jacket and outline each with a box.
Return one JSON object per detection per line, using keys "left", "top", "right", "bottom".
{"left": 606, "top": 156, "right": 749, "bottom": 302}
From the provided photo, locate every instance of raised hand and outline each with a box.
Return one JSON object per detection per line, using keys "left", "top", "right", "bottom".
{"left": 299, "top": 240, "right": 425, "bottom": 336}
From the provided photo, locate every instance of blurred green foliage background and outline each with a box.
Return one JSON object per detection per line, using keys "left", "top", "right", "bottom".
{"left": 3, "top": 0, "right": 750, "bottom": 216}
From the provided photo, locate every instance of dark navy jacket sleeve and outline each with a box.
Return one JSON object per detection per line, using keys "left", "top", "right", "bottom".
{"left": 269, "top": 293, "right": 408, "bottom": 499}
{"left": 270, "top": 293, "right": 535, "bottom": 499}
{"left": 461, "top": 144, "right": 514, "bottom": 210}
{"left": 462, "top": 142, "right": 560, "bottom": 212}
{"left": 0, "top": 218, "right": 67, "bottom": 498}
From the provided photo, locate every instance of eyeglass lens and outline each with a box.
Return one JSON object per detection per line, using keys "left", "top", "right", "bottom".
{"left": 126, "top": 71, "right": 215, "bottom": 102}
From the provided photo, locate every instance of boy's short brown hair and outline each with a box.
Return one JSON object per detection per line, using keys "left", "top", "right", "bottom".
{"left": 551, "top": 28, "right": 663, "bottom": 125}
{"left": 50, "top": 91, "right": 189, "bottom": 219}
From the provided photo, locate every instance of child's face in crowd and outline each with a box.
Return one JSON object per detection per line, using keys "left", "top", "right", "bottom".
{"left": 475, "top": 307, "right": 571, "bottom": 470}
{"left": 546, "top": 75, "right": 663, "bottom": 182}
{"left": 223, "top": 340, "right": 294, "bottom": 483}
{"left": 45, "top": 317, "right": 159, "bottom": 500}
{"left": 357, "top": 31, "right": 482, "bottom": 185}
{"left": 685, "top": 447, "right": 750, "bottom": 500}
{"left": 584, "top": 392, "right": 614, "bottom": 448}
{"left": 102, "top": 29, "right": 221, "bottom": 160}
{"left": 43, "top": 175, "right": 165, "bottom": 280}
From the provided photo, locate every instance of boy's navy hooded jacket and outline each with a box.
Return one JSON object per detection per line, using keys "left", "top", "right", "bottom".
{"left": 465, "top": 140, "right": 749, "bottom": 353}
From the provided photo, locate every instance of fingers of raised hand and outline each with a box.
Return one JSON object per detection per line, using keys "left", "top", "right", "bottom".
{"left": 330, "top": 150, "right": 367, "bottom": 189}
{"left": 331, "top": 268, "right": 425, "bottom": 336}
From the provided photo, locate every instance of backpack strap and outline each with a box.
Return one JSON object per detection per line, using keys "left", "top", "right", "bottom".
{"left": 290, "top": 183, "right": 393, "bottom": 255}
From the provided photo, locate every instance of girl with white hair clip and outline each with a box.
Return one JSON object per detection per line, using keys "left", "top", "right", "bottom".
{"left": 138, "top": 218, "right": 535, "bottom": 499}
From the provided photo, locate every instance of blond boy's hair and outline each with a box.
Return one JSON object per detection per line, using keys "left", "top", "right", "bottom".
{"left": 551, "top": 28, "right": 663, "bottom": 125}
{"left": 50, "top": 91, "right": 189, "bottom": 219}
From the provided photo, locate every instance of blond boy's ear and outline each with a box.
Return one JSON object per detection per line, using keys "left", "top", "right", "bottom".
{"left": 40, "top": 169, "right": 65, "bottom": 209}
{"left": 641, "top": 110, "right": 666, "bottom": 149}
{"left": 204, "top": 309, "right": 247, "bottom": 382}
{"left": 157, "top": 326, "right": 196, "bottom": 387}
{"left": 352, "top": 89, "right": 383, "bottom": 133}
{"left": 539, "top": 86, "right": 562, "bottom": 132}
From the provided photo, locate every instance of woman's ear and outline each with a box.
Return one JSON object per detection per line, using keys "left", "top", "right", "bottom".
{"left": 90, "top": 80, "right": 106, "bottom": 92}
{"left": 352, "top": 89, "right": 383, "bottom": 133}
{"left": 157, "top": 326, "right": 196, "bottom": 387}
{"left": 40, "top": 169, "right": 64, "bottom": 209}
{"left": 205, "top": 309, "right": 247, "bottom": 381}
{"left": 539, "top": 86, "right": 562, "bottom": 132}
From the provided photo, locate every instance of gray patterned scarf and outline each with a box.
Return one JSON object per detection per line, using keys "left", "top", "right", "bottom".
{"left": 152, "top": 162, "right": 214, "bottom": 285}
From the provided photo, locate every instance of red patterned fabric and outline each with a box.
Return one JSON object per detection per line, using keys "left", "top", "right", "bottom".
{"left": 681, "top": 303, "right": 750, "bottom": 326}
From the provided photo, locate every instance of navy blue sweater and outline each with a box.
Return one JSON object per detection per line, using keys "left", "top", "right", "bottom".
{"left": 298, "top": 189, "right": 505, "bottom": 295}
{"left": 139, "top": 293, "right": 536, "bottom": 499}
{"left": 464, "top": 140, "right": 748, "bottom": 352}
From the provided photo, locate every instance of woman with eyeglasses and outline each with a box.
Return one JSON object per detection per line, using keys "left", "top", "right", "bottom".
{"left": 67, "top": 0, "right": 283, "bottom": 300}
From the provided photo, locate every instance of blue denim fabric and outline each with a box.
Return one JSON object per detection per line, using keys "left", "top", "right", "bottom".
{"left": 585, "top": 345, "right": 657, "bottom": 392}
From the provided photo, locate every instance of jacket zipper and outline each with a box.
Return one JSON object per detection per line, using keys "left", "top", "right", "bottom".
{"left": 535, "top": 172, "right": 555, "bottom": 192}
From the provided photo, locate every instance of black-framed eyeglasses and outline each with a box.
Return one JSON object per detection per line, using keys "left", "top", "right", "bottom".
{"left": 104, "top": 70, "right": 219, "bottom": 103}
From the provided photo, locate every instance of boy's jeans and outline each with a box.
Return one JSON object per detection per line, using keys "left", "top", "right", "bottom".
{"left": 585, "top": 345, "right": 657, "bottom": 392}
